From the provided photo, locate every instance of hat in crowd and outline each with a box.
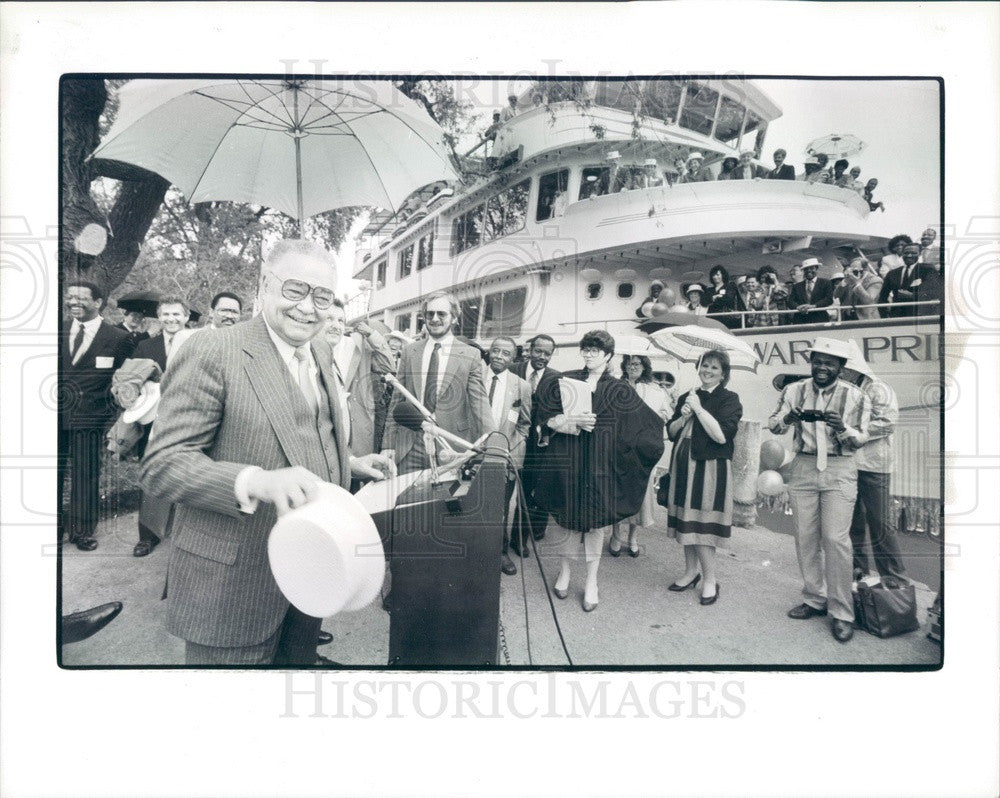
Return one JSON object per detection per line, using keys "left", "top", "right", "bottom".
{"left": 804, "top": 155, "right": 822, "bottom": 166}
{"left": 684, "top": 282, "right": 705, "bottom": 297}
{"left": 268, "top": 483, "right": 386, "bottom": 617}
{"left": 644, "top": 158, "right": 658, "bottom": 166}
{"left": 122, "top": 381, "right": 161, "bottom": 425}
{"left": 740, "top": 149, "right": 755, "bottom": 157}
{"left": 735, "top": 274, "right": 747, "bottom": 285}
{"left": 650, "top": 279, "right": 665, "bottom": 289}
{"left": 687, "top": 152, "right": 704, "bottom": 162}
{"left": 841, "top": 340, "right": 874, "bottom": 379}
{"left": 806, "top": 336, "right": 855, "bottom": 364}
{"left": 831, "top": 271, "right": 845, "bottom": 281}
{"left": 801, "top": 257, "right": 822, "bottom": 270}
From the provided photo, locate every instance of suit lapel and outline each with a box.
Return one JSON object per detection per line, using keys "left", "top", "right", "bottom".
{"left": 343, "top": 335, "right": 362, "bottom": 388}
{"left": 241, "top": 317, "right": 312, "bottom": 469}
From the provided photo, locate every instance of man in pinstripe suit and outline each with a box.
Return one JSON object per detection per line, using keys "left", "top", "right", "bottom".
{"left": 142, "top": 240, "right": 394, "bottom": 666}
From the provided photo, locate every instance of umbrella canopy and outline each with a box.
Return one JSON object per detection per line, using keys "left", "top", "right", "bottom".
{"left": 116, "top": 291, "right": 201, "bottom": 323}
{"left": 91, "top": 79, "right": 461, "bottom": 226}
{"left": 637, "top": 312, "right": 728, "bottom": 332}
{"left": 644, "top": 325, "right": 761, "bottom": 373}
{"left": 805, "top": 133, "right": 866, "bottom": 160}
{"left": 614, "top": 334, "right": 681, "bottom": 370}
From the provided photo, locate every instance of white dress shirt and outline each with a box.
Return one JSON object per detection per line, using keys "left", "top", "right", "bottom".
{"left": 487, "top": 368, "right": 511, "bottom": 429}
{"left": 69, "top": 316, "right": 103, "bottom": 365}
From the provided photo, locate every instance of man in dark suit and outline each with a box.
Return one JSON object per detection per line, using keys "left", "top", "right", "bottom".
{"left": 485, "top": 336, "right": 531, "bottom": 575}
{"left": 115, "top": 310, "right": 150, "bottom": 347}
{"left": 789, "top": 257, "right": 835, "bottom": 324}
{"left": 876, "top": 242, "right": 943, "bottom": 318}
{"left": 142, "top": 239, "right": 394, "bottom": 665}
{"left": 59, "top": 280, "right": 133, "bottom": 550}
{"left": 381, "top": 291, "right": 493, "bottom": 475}
{"left": 510, "top": 333, "right": 560, "bottom": 554}
{"left": 133, "top": 297, "right": 194, "bottom": 372}
{"left": 766, "top": 148, "right": 796, "bottom": 180}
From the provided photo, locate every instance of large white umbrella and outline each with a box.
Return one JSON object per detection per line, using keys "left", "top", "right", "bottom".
{"left": 615, "top": 334, "right": 681, "bottom": 371}
{"left": 91, "top": 79, "right": 460, "bottom": 229}
{"left": 805, "top": 133, "right": 866, "bottom": 160}
{"left": 644, "top": 325, "right": 761, "bottom": 373}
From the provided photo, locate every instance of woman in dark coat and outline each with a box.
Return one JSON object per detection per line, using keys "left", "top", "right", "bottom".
{"left": 665, "top": 349, "right": 743, "bottom": 605}
{"left": 533, "top": 330, "right": 665, "bottom": 612}
{"left": 705, "top": 265, "right": 740, "bottom": 329}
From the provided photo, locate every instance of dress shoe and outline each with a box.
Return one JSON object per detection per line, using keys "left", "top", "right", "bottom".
{"left": 627, "top": 544, "right": 640, "bottom": 558}
{"left": 787, "top": 603, "right": 827, "bottom": 620}
{"left": 608, "top": 541, "right": 622, "bottom": 557}
{"left": 831, "top": 619, "right": 854, "bottom": 643}
{"left": 61, "top": 601, "right": 123, "bottom": 644}
{"left": 501, "top": 554, "right": 517, "bottom": 576}
{"left": 317, "top": 631, "right": 333, "bottom": 645}
{"left": 699, "top": 583, "right": 720, "bottom": 606}
{"left": 133, "top": 539, "right": 159, "bottom": 557}
{"left": 553, "top": 585, "right": 568, "bottom": 600}
{"left": 668, "top": 573, "right": 701, "bottom": 592}
{"left": 72, "top": 535, "right": 98, "bottom": 552}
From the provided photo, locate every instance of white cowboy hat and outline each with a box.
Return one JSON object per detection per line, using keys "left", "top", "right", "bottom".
{"left": 267, "top": 483, "right": 386, "bottom": 617}
{"left": 121, "top": 381, "right": 161, "bottom": 425}
{"left": 806, "top": 336, "right": 855, "bottom": 363}
{"left": 842, "top": 340, "right": 875, "bottom": 378}
{"left": 684, "top": 282, "right": 706, "bottom": 297}
{"left": 801, "top": 257, "right": 822, "bottom": 269}
{"left": 686, "top": 151, "right": 704, "bottom": 162}
{"left": 831, "top": 271, "right": 845, "bottom": 280}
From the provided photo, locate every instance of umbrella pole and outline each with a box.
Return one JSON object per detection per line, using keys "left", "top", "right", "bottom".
{"left": 294, "top": 134, "right": 304, "bottom": 236}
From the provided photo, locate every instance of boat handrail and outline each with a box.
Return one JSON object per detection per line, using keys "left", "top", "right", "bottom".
{"left": 559, "top": 300, "right": 942, "bottom": 328}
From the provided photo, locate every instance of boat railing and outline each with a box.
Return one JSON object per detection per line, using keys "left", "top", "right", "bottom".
{"left": 559, "top": 300, "right": 942, "bottom": 330}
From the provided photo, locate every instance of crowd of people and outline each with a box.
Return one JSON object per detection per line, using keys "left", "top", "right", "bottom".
{"left": 59, "top": 236, "right": 915, "bottom": 662}
{"left": 635, "top": 234, "right": 943, "bottom": 328}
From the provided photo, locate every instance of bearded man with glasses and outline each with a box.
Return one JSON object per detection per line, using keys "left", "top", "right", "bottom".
{"left": 142, "top": 239, "right": 395, "bottom": 666}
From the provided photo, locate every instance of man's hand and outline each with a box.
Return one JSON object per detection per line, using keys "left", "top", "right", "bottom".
{"left": 797, "top": 303, "right": 813, "bottom": 312}
{"left": 246, "top": 466, "right": 323, "bottom": 516}
{"left": 823, "top": 410, "right": 847, "bottom": 433}
{"left": 354, "top": 320, "right": 373, "bottom": 337}
{"left": 895, "top": 288, "right": 914, "bottom": 300}
{"left": 351, "top": 452, "right": 397, "bottom": 481}
{"left": 783, "top": 406, "right": 804, "bottom": 426}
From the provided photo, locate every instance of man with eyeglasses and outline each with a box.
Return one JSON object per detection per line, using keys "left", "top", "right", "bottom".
{"left": 208, "top": 291, "right": 243, "bottom": 329}
{"left": 142, "top": 239, "right": 395, "bottom": 666}
{"left": 381, "top": 290, "right": 493, "bottom": 475}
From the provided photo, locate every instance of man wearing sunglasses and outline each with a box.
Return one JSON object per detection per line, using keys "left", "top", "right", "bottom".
{"left": 142, "top": 239, "right": 395, "bottom": 666}
{"left": 381, "top": 290, "right": 493, "bottom": 474}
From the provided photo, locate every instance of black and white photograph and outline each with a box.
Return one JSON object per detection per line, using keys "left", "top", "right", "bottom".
{"left": 1, "top": 4, "right": 997, "bottom": 798}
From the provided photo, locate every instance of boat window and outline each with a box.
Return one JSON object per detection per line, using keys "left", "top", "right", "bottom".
{"left": 612, "top": 165, "right": 645, "bottom": 193}
{"left": 450, "top": 204, "right": 484, "bottom": 256}
{"left": 679, "top": 82, "right": 720, "bottom": 137}
{"left": 417, "top": 229, "right": 434, "bottom": 271}
{"left": 481, "top": 286, "right": 527, "bottom": 338}
{"left": 375, "top": 259, "right": 387, "bottom": 287}
{"left": 397, "top": 244, "right": 413, "bottom": 280}
{"left": 642, "top": 78, "right": 685, "bottom": 124}
{"left": 536, "top": 169, "right": 569, "bottom": 222}
{"left": 593, "top": 80, "right": 640, "bottom": 113}
{"left": 714, "top": 95, "right": 745, "bottom": 146}
{"left": 579, "top": 167, "right": 610, "bottom": 199}
{"left": 617, "top": 282, "right": 635, "bottom": 299}
{"left": 395, "top": 312, "right": 411, "bottom": 333}
{"left": 743, "top": 112, "right": 765, "bottom": 156}
{"left": 585, "top": 282, "right": 603, "bottom": 300}
{"left": 485, "top": 178, "right": 531, "bottom": 239}
{"left": 459, "top": 297, "right": 480, "bottom": 338}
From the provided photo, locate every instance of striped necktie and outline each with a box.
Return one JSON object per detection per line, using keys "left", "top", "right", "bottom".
{"left": 293, "top": 347, "right": 319, "bottom": 417}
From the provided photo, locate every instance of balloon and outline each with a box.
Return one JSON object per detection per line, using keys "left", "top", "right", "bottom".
{"left": 639, "top": 300, "right": 655, "bottom": 318}
{"left": 760, "top": 440, "right": 786, "bottom": 471}
{"left": 659, "top": 287, "right": 676, "bottom": 306}
{"left": 650, "top": 300, "right": 672, "bottom": 317}
{"left": 756, "top": 470, "right": 785, "bottom": 496}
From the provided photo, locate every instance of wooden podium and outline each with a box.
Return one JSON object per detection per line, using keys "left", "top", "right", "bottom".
{"left": 369, "top": 455, "right": 508, "bottom": 667}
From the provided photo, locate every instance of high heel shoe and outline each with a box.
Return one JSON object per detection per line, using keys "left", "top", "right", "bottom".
{"left": 582, "top": 589, "right": 599, "bottom": 612}
{"left": 627, "top": 544, "right": 640, "bottom": 558}
{"left": 700, "top": 583, "right": 720, "bottom": 606}
{"left": 668, "top": 573, "right": 701, "bottom": 592}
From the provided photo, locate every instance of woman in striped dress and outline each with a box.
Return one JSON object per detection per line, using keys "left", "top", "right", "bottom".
{"left": 665, "top": 350, "right": 743, "bottom": 605}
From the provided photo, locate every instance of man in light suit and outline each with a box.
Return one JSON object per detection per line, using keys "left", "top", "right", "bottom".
{"left": 324, "top": 301, "right": 394, "bottom": 459}
{"left": 485, "top": 336, "right": 531, "bottom": 575}
{"left": 789, "top": 257, "right": 835, "bottom": 324}
{"left": 59, "top": 280, "right": 134, "bottom": 551}
{"left": 142, "top": 239, "right": 394, "bottom": 666}
{"left": 510, "top": 334, "right": 560, "bottom": 554}
{"left": 876, "top": 242, "right": 943, "bottom": 318}
{"left": 381, "top": 291, "right": 493, "bottom": 475}
{"left": 730, "top": 150, "right": 766, "bottom": 180}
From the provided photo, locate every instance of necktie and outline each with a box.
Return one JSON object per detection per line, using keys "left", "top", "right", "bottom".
{"left": 70, "top": 324, "right": 85, "bottom": 359}
{"left": 423, "top": 343, "right": 440, "bottom": 413}
{"left": 902, "top": 266, "right": 912, "bottom": 288}
{"left": 163, "top": 334, "right": 174, "bottom": 362}
{"left": 529, "top": 369, "right": 539, "bottom": 394}
{"left": 489, "top": 374, "right": 499, "bottom": 404}
{"left": 293, "top": 347, "right": 319, "bottom": 416}
{"left": 815, "top": 390, "right": 828, "bottom": 471}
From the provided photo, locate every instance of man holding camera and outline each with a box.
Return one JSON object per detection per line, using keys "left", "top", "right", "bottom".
{"left": 768, "top": 337, "right": 872, "bottom": 642}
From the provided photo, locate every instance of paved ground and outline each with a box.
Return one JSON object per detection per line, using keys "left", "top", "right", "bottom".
{"left": 60, "top": 506, "right": 941, "bottom": 669}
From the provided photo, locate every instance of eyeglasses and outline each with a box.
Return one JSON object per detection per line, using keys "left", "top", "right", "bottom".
{"left": 267, "top": 272, "right": 336, "bottom": 309}
{"left": 581, "top": 347, "right": 605, "bottom": 356}
{"left": 424, "top": 310, "right": 451, "bottom": 319}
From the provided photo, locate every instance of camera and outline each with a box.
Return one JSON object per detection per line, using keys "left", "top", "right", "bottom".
{"left": 799, "top": 409, "right": 826, "bottom": 423}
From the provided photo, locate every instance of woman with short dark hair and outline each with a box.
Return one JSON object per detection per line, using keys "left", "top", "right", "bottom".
{"left": 664, "top": 350, "right": 743, "bottom": 605}
{"left": 706, "top": 265, "right": 740, "bottom": 329}
{"left": 533, "top": 331, "right": 665, "bottom": 611}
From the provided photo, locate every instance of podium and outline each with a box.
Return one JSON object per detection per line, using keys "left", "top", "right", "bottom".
{"left": 368, "top": 454, "right": 508, "bottom": 666}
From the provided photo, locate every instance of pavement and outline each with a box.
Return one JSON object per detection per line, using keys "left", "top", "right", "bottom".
{"left": 60, "top": 507, "right": 942, "bottom": 668}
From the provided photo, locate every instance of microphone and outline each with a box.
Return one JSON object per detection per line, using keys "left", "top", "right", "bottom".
{"left": 392, "top": 400, "right": 481, "bottom": 453}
